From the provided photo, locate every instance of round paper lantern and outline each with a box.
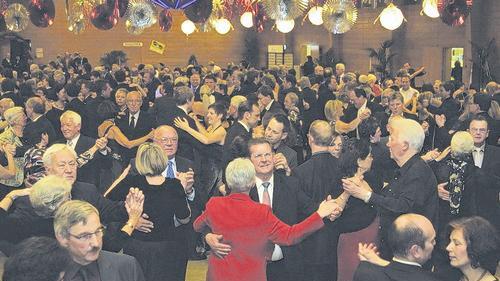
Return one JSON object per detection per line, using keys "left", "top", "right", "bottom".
{"left": 240, "top": 11, "right": 253, "bottom": 28}
{"left": 276, "top": 19, "right": 294, "bottom": 33}
{"left": 308, "top": 6, "right": 323, "bottom": 25}
{"left": 214, "top": 18, "right": 231, "bottom": 34}
{"left": 379, "top": 3, "right": 404, "bottom": 30}
{"left": 422, "top": 0, "right": 440, "bottom": 18}
{"left": 181, "top": 19, "right": 196, "bottom": 35}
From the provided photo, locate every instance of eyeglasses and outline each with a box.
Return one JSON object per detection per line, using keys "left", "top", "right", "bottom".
{"left": 155, "top": 137, "right": 178, "bottom": 144}
{"left": 69, "top": 226, "right": 106, "bottom": 242}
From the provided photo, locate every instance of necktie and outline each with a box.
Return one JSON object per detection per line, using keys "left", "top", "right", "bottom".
{"left": 261, "top": 182, "right": 271, "bottom": 206}
{"left": 166, "top": 160, "right": 175, "bottom": 179}
{"left": 67, "top": 140, "right": 73, "bottom": 147}
{"left": 78, "top": 266, "right": 89, "bottom": 281}
{"left": 130, "top": 115, "right": 136, "bottom": 128}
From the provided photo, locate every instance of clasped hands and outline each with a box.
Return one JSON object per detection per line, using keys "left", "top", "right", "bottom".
{"left": 342, "top": 176, "right": 372, "bottom": 201}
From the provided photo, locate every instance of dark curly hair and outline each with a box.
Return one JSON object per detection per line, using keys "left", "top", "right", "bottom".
{"left": 447, "top": 216, "right": 499, "bottom": 273}
{"left": 339, "top": 139, "right": 371, "bottom": 178}
{"left": 3, "top": 236, "right": 71, "bottom": 281}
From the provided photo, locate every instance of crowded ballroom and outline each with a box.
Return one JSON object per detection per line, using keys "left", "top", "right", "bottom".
{"left": 0, "top": 0, "right": 498, "bottom": 280}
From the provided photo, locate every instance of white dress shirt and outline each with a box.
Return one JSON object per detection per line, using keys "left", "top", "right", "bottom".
{"left": 129, "top": 111, "right": 140, "bottom": 128}
{"left": 255, "top": 175, "right": 284, "bottom": 261}
{"left": 472, "top": 144, "right": 485, "bottom": 168}
{"left": 66, "top": 134, "right": 80, "bottom": 150}
{"left": 392, "top": 257, "right": 422, "bottom": 267}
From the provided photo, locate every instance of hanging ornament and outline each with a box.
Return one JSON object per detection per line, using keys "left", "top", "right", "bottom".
{"left": 29, "top": 0, "right": 56, "bottom": 28}
{"left": 125, "top": 19, "right": 144, "bottom": 34}
{"left": 126, "top": 0, "right": 157, "bottom": 29}
{"left": 181, "top": 19, "right": 196, "bottom": 35}
{"left": 158, "top": 9, "right": 173, "bottom": 31}
{"left": 254, "top": 3, "right": 266, "bottom": 32}
{"left": 106, "top": 0, "right": 129, "bottom": 17}
{"left": 322, "top": 0, "right": 357, "bottom": 34}
{"left": 375, "top": 2, "right": 405, "bottom": 30}
{"left": 261, "top": 0, "right": 308, "bottom": 20}
{"left": 275, "top": 19, "right": 295, "bottom": 33}
{"left": 152, "top": 0, "right": 199, "bottom": 9}
{"left": 421, "top": 0, "right": 439, "bottom": 18}
{"left": 90, "top": 1, "right": 119, "bottom": 30}
{"left": 214, "top": 18, "right": 231, "bottom": 34}
{"left": 240, "top": 11, "right": 253, "bottom": 28}
{"left": 4, "top": 3, "right": 30, "bottom": 32}
{"left": 184, "top": 0, "right": 213, "bottom": 23}
{"left": 308, "top": 6, "right": 323, "bottom": 25}
{"left": 68, "top": 13, "right": 86, "bottom": 34}
{"left": 438, "top": 0, "right": 472, "bottom": 26}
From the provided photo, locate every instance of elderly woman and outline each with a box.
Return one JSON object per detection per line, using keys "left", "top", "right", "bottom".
{"left": 0, "top": 107, "right": 28, "bottom": 189}
{"left": 106, "top": 143, "right": 191, "bottom": 281}
{"left": 0, "top": 175, "right": 71, "bottom": 243}
{"left": 194, "top": 158, "right": 340, "bottom": 281}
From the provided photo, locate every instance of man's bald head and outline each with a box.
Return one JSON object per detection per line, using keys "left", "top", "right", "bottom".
{"left": 308, "top": 120, "right": 333, "bottom": 147}
{"left": 153, "top": 125, "right": 178, "bottom": 158}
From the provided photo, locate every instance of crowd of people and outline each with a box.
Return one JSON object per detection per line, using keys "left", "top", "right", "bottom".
{"left": 0, "top": 52, "right": 499, "bottom": 281}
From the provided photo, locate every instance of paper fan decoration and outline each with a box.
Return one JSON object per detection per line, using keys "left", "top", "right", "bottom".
{"left": 126, "top": 0, "right": 157, "bottom": 29}
{"left": 322, "top": 0, "right": 357, "bottom": 34}
{"left": 4, "top": 3, "right": 30, "bottom": 32}
{"left": 261, "top": 0, "right": 308, "bottom": 20}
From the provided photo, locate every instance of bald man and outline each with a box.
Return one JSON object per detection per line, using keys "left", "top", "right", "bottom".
{"left": 291, "top": 120, "right": 343, "bottom": 281}
{"left": 353, "top": 214, "right": 441, "bottom": 281}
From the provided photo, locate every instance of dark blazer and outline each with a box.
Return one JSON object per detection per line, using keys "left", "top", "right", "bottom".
{"left": 23, "top": 115, "right": 57, "bottom": 146}
{"left": 342, "top": 101, "right": 385, "bottom": 123}
{"left": 249, "top": 173, "right": 317, "bottom": 280}
{"left": 275, "top": 143, "right": 298, "bottom": 170}
{"left": 94, "top": 251, "right": 146, "bottom": 281}
{"left": 291, "top": 152, "right": 342, "bottom": 265}
{"left": 369, "top": 155, "right": 439, "bottom": 257}
{"left": 156, "top": 106, "right": 201, "bottom": 161}
{"left": 476, "top": 144, "right": 500, "bottom": 229}
{"left": 353, "top": 261, "right": 442, "bottom": 281}
{"left": 149, "top": 95, "right": 175, "bottom": 124}
{"left": 1, "top": 91, "right": 24, "bottom": 106}
{"left": 221, "top": 121, "right": 251, "bottom": 171}
{"left": 261, "top": 100, "right": 285, "bottom": 127}
{"left": 115, "top": 110, "right": 156, "bottom": 163}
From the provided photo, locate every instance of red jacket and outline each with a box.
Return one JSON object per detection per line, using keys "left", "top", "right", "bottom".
{"left": 194, "top": 193, "right": 324, "bottom": 281}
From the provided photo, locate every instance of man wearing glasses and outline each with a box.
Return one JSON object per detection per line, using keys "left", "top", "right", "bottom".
{"left": 55, "top": 200, "right": 145, "bottom": 281}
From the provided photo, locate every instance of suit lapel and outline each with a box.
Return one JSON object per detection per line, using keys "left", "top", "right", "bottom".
{"left": 249, "top": 186, "right": 259, "bottom": 202}
{"left": 272, "top": 174, "right": 282, "bottom": 212}
{"left": 97, "top": 253, "right": 116, "bottom": 281}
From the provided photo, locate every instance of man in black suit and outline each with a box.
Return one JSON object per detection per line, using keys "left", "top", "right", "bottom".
{"left": 115, "top": 91, "right": 156, "bottom": 164}
{"left": 54, "top": 200, "right": 145, "bottom": 281}
{"left": 24, "top": 96, "right": 57, "bottom": 146}
{"left": 221, "top": 100, "right": 260, "bottom": 170}
{"left": 353, "top": 214, "right": 440, "bottom": 281}
{"left": 265, "top": 114, "right": 298, "bottom": 171}
{"left": 156, "top": 86, "right": 200, "bottom": 162}
{"left": 258, "top": 85, "right": 285, "bottom": 127}
{"left": 379, "top": 92, "right": 419, "bottom": 136}
{"left": 291, "top": 120, "right": 343, "bottom": 281}
{"left": 468, "top": 116, "right": 500, "bottom": 229}
{"left": 59, "top": 110, "right": 109, "bottom": 187}
{"left": 343, "top": 118, "right": 439, "bottom": 259}
{"left": 142, "top": 71, "right": 161, "bottom": 105}
{"left": 0, "top": 78, "right": 23, "bottom": 106}
{"left": 341, "top": 86, "right": 384, "bottom": 138}
{"left": 205, "top": 138, "right": 341, "bottom": 281}
{"left": 189, "top": 72, "right": 202, "bottom": 101}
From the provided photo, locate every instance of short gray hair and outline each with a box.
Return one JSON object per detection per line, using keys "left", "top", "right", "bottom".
{"left": 392, "top": 118, "right": 425, "bottom": 153}
{"left": 43, "top": 144, "right": 77, "bottom": 168}
{"left": 4, "top": 107, "right": 25, "bottom": 126}
{"left": 309, "top": 120, "right": 334, "bottom": 146}
{"left": 60, "top": 110, "right": 81, "bottom": 125}
{"left": 225, "top": 158, "right": 256, "bottom": 193}
{"left": 299, "top": 76, "right": 311, "bottom": 89}
{"left": 54, "top": 200, "right": 99, "bottom": 238}
{"left": 174, "top": 86, "right": 194, "bottom": 106}
{"left": 30, "top": 175, "right": 72, "bottom": 218}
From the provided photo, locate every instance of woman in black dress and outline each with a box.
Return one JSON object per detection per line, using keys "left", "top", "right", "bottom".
{"left": 174, "top": 102, "right": 227, "bottom": 197}
{"left": 107, "top": 143, "right": 191, "bottom": 281}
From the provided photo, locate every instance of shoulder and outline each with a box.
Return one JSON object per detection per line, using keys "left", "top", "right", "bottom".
{"left": 353, "top": 261, "right": 389, "bottom": 281}
{"left": 175, "top": 156, "right": 193, "bottom": 171}
{"left": 99, "top": 250, "right": 138, "bottom": 266}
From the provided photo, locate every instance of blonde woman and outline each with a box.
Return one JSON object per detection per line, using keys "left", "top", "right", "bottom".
{"left": 324, "top": 100, "right": 369, "bottom": 134}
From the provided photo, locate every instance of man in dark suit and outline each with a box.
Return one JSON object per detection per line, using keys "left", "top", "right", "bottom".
{"left": 291, "top": 120, "right": 343, "bottom": 281}
{"left": 189, "top": 72, "right": 202, "bottom": 101}
{"left": 258, "top": 85, "right": 285, "bottom": 127}
{"left": 379, "top": 92, "right": 419, "bottom": 136}
{"left": 115, "top": 91, "right": 156, "bottom": 164}
{"left": 265, "top": 114, "right": 298, "bottom": 171}
{"left": 59, "top": 110, "right": 109, "bottom": 187}
{"left": 221, "top": 100, "right": 260, "bottom": 170}
{"left": 156, "top": 86, "right": 200, "bottom": 162}
{"left": 54, "top": 200, "right": 145, "bottom": 281}
{"left": 0, "top": 78, "right": 23, "bottom": 106}
{"left": 344, "top": 118, "right": 439, "bottom": 259}
{"left": 24, "top": 96, "right": 56, "bottom": 146}
{"left": 341, "top": 86, "right": 384, "bottom": 138}
{"left": 468, "top": 116, "right": 500, "bottom": 229}
{"left": 353, "top": 214, "right": 440, "bottom": 281}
